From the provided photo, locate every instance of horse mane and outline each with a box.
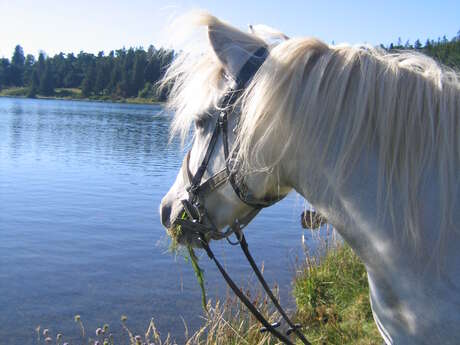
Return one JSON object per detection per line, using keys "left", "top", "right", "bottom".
{"left": 163, "top": 12, "right": 460, "bottom": 257}
{"left": 237, "top": 37, "right": 460, "bottom": 254}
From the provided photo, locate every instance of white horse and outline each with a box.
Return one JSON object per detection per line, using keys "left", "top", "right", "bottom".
{"left": 160, "top": 12, "right": 460, "bottom": 344}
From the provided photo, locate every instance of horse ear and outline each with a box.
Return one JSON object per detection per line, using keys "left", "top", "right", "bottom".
{"left": 208, "top": 22, "right": 267, "bottom": 81}
{"left": 248, "top": 24, "right": 289, "bottom": 43}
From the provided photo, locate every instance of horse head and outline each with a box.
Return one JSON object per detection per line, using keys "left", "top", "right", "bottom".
{"left": 160, "top": 14, "right": 291, "bottom": 247}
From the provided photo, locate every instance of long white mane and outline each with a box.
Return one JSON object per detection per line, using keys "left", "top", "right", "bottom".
{"left": 163, "top": 13, "right": 460, "bottom": 257}
{"left": 238, "top": 37, "right": 460, "bottom": 254}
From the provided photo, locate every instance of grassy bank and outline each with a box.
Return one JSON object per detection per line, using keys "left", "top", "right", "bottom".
{"left": 188, "top": 242, "right": 382, "bottom": 344}
{"left": 36, "top": 241, "right": 381, "bottom": 344}
{"left": 293, "top": 243, "right": 381, "bottom": 344}
{"left": 0, "top": 87, "right": 161, "bottom": 105}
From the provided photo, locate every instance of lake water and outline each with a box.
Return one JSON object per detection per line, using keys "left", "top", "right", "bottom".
{"left": 0, "top": 97, "right": 319, "bottom": 344}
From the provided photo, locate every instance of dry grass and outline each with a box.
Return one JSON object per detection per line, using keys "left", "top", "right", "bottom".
{"left": 187, "top": 291, "right": 282, "bottom": 345}
{"left": 35, "top": 293, "right": 282, "bottom": 345}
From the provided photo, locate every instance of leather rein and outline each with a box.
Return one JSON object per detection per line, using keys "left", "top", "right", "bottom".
{"left": 173, "top": 46, "right": 311, "bottom": 345}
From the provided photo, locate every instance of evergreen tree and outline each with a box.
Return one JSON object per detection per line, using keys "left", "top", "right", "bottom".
{"left": 37, "top": 52, "right": 46, "bottom": 76}
{"left": 120, "top": 48, "right": 136, "bottom": 96}
{"left": 63, "top": 53, "right": 79, "bottom": 88}
{"left": 10, "top": 45, "right": 25, "bottom": 86}
{"left": 12, "top": 45, "right": 25, "bottom": 66}
{"left": 27, "top": 69, "right": 39, "bottom": 97}
{"left": 38, "top": 61, "right": 54, "bottom": 96}
{"left": 425, "top": 39, "right": 432, "bottom": 51}
{"left": 94, "top": 64, "right": 107, "bottom": 95}
{"left": 81, "top": 62, "right": 96, "bottom": 97}
{"left": 0, "top": 58, "right": 11, "bottom": 87}
{"left": 132, "top": 50, "right": 147, "bottom": 96}
{"left": 23, "top": 54, "right": 35, "bottom": 85}
{"left": 108, "top": 64, "right": 121, "bottom": 94}
{"left": 51, "top": 52, "right": 67, "bottom": 87}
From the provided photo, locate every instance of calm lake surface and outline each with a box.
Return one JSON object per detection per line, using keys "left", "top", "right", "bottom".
{"left": 0, "top": 97, "right": 319, "bottom": 344}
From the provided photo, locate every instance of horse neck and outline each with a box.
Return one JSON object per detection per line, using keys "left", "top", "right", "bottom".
{"left": 284, "top": 141, "right": 383, "bottom": 242}
{"left": 283, "top": 121, "right": 460, "bottom": 277}
{"left": 282, "top": 128, "right": 415, "bottom": 268}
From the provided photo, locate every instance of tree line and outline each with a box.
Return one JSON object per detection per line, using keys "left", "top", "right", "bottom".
{"left": 0, "top": 31, "right": 459, "bottom": 101}
{"left": 386, "top": 31, "right": 460, "bottom": 68}
{"left": 0, "top": 45, "right": 174, "bottom": 101}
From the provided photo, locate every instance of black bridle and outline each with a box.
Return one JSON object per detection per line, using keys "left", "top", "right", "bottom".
{"left": 173, "top": 46, "right": 311, "bottom": 345}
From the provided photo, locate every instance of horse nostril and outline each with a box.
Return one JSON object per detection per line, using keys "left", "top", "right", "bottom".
{"left": 160, "top": 204, "right": 172, "bottom": 228}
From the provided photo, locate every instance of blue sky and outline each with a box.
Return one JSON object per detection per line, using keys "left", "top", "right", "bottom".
{"left": 1, "top": 0, "right": 459, "bottom": 58}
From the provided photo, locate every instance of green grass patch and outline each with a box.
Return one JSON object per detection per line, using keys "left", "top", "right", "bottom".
{"left": 54, "top": 88, "right": 82, "bottom": 98}
{"left": 293, "top": 244, "right": 381, "bottom": 344}
{"left": 124, "top": 97, "right": 162, "bottom": 104}
{"left": 0, "top": 87, "right": 28, "bottom": 96}
{"left": 0, "top": 87, "right": 162, "bottom": 105}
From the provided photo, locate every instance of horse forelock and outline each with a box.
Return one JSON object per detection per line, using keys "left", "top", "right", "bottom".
{"left": 161, "top": 51, "right": 224, "bottom": 144}
{"left": 160, "top": 12, "right": 229, "bottom": 144}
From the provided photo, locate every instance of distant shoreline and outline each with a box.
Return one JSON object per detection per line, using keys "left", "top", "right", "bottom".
{"left": 0, "top": 87, "right": 163, "bottom": 106}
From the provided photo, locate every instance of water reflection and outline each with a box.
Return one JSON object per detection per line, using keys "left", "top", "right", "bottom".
{"left": 3, "top": 99, "right": 180, "bottom": 170}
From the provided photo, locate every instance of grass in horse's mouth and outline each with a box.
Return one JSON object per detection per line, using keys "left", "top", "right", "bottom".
{"left": 169, "top": 211, "right": 208, "bottom": 312}
{"left": 167, "top": 222, "right": 182, "bottom": 253}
